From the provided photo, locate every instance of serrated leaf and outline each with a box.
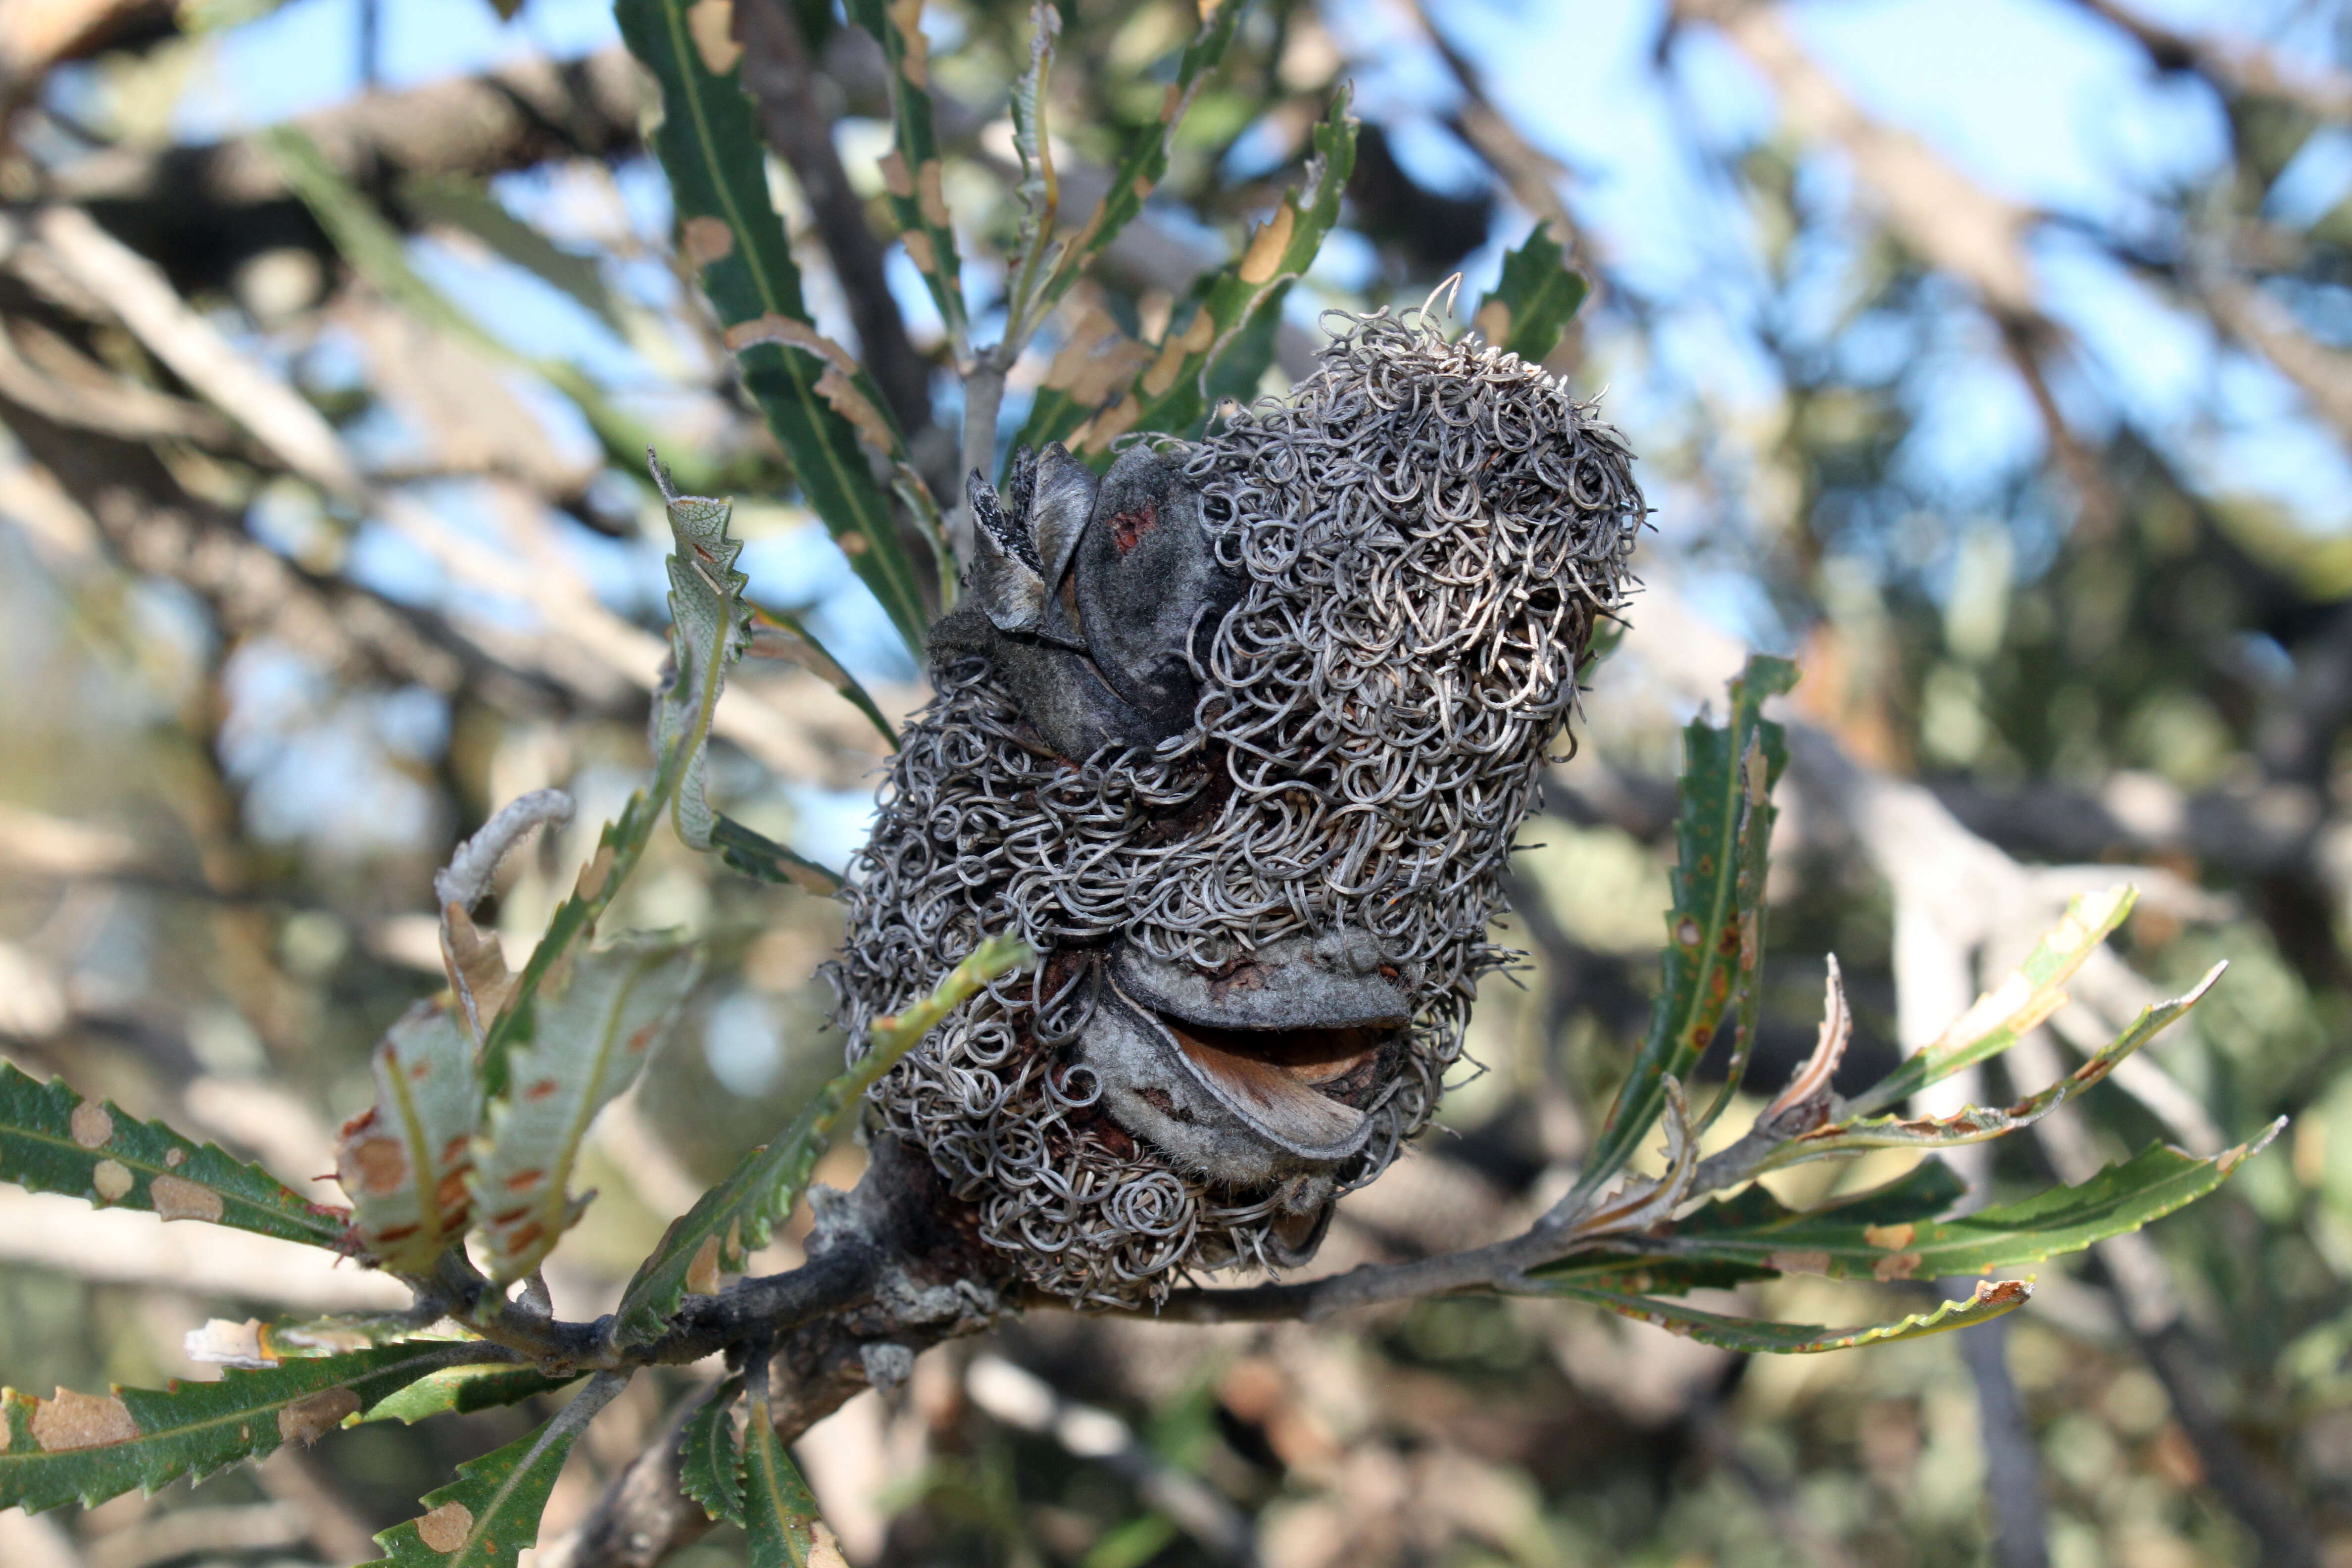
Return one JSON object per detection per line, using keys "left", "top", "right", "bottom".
{"left": 1544, "top": 1122, "right": 2282, "bottom": 1288}
{"left": 364, "top": 1377, "right": 621, "bottom": 1568}
{"left": 711, "top": 815, "right": 848, "bottom": 896}
{"left": 614, "top": 0, "right": 932, "bottom": 655}
{"left": 680, "top": 1376, "right": 746, "bottom": 1527}
{"left": 747, "top": 603, "right": 897, "bottom": 747}
{"left": 745, "top": 1369, "right": 839, "bottom": 1568}
{"left": 1525, "top": 1277, "right": 2034, "bottom": 1353}
{"left": 1845, "top": 885, "right": 2138, "bottom": 1119}
{"left": 612, "top": 933, "right": 1035, "bottom": 1344}
{"left": 480, "top": 793, "right": 665, "bottom": 1098}
{"left": 1024, "top": 0, "right": 1248, "bottom": 329}
{"left": 1470, "top": 224, "right": 1589, "bottom": 365}
{"left": 335, "top": 1002, "right": 483, "bottom": 1274}
{"left": 363, "top": 1365, "right": 581, "bottom": 1425}
{"left": 473, "top": 937, "right": 701, "bottom": 1284}
{"left": 1543, "top": 1159, "right": 1971, "bottom": 1296}
{"left": 1772, "top": 963, "right": 2225, "bottom": 1167}
{"left": 0, "top": 1060, "right": 346, "bottom": 1249}
{"left": 0, "top": 1343, "right": 484, "bottom": 1513}
{"left": 1061, "top": 89, "right": 1360, "bottom": 460}
{"left": 1577, "top": 654, "right": 1797, "bottom": 1199}
{"left": 649, "top": 464, "right": 753, "bottom": 853}
{"left": 844, "top": 0, "right": 968, "bottom": 344}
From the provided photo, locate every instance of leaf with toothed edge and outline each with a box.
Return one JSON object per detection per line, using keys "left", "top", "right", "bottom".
{"left": 335, "top": 1002, "right": 482, "bottom": 1274}
{"left": 647, "top": 459, "right": 752, "bottom": 855}
{"left": 611, "top": 933, "right": 1036, "bottom": 1344}
{"left": 1768, "top": 964, "right": 2227, "bottom": 1167}
{"left": 613, "top": 0, "right": 931, "bottom": 655}
{"left": 1061, "top": 91, "right": 1360, "bottom": 463}
{"left": 1842, "top": 885, "right": 2140, "bottom": 1121}
{"left": 0, "top": 1060, "right": 347, "bottom": 1249}
{"left": 471, "top": 936, "right": 701, "bottom": 1285}
{"left": 1536, "top": 1123, "right": 2283, "bottom": 1290}
{"left": 680, "top": 1377, "right": 746, "bottom": 1527}
{"left": 843, "top": 0, "right": 968, "bottom": 344}
{"left": 0, "top": 1343, "right": 485, "bottom": 1514}
{"left": 1523, "top": 1277, "right": 2036, "bottom": 1353}
{"left": 1027, "top": 0, "right": 1248, "bottom": 327}
{"left": 1578, "top": 654, "right": 1796, "bottom": 1200}
{"left": 361, "top": 1390, "right": 604, "bottom": 1568}
{"left": 746, "top": 1371, "right": 838, "bottom": 1568}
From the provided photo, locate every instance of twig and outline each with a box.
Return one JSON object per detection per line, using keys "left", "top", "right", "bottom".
{"left": 732, "top": 0, "right": 936, "bottom": 442}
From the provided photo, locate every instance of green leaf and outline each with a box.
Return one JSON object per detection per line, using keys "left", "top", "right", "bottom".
{"left": 747, "top": 602, "right": 897, "bottom": 748}
{"left": 1541, "top": 1159, "right": 1971, "bottom": 1296}
{"left": 1554, "top": 1123, "right": 2282, "bottom": 1289}
{"left": 365, "top": 1376, "right": 623, "bottom": 1568}
{"left": 1026, "top": 0, "right": 1248, "bottom": 324}
{"left": 399, "top": 175, "right": 633, "bottom": 341}
{"left": 1061, "top": 89, "right": 1360, "bottom": 461}
{"left": 1525, "top": 1277, "right": 2034, "bottom": 1354}
{"left": 710, "top": 815, "right": 848, "bottom": 897}
{"left": 680, "top": 1377, "right": 746, "bottom": 1528}
{"left": 478, "top": 457, "right": 753, "bottom": 1093}
{"left": 616, "top": 0, "right": 933, "bottom": 655}
{"left": 363, "top": 1365, "right": 581, "bottom": 1424}
{"left": 0, "top": 1342, "right": 485, "bottom": 1513}
{"left": 1844, "top": 885, "right": 2138, "bottom": 1119}
{"left": 745, "top": 1366, "right": 836, "bottom": 1568}
{"left": 844, "top": 0, "right": 969, "bottom": 344}
{"left": 478, "top": 789, "right": 666, "bottom": 1099}
{"left": 1578, "top": 654, "right": 1797, "bottom": 1198}
{"left": 334, "top": 1002, "right": 483, "bottom": 1274}
{"left": 649, "top": 462, "right": 754, "bottom": 853}
{"left": 1771, "top": 964, "right": 2225, "bottom": 1167}
{"left": 473, "top": 937, "right": 701, "bottom": 1285}
{"left": 0, "top": 1060, "right": 346, "bottom": 1250}
{"left": 1470, "top": 224, "right": 1589, "bottom": 364}
{"left": 612, "top": 932, "right": 1036, "bottom": 1344}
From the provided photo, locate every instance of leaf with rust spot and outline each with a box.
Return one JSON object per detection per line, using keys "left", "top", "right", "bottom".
{"left": 471, "top": 937, "right": 700, "bottom": 1284}
{"left": 335, "top": 1003, "right": 482, "bottom": 1274}
{"left": 363, "top": 1392, "right": 594, "bottom": 1568}
{"left": 0, "top": 1061, "right": 346, "bottom": 1249}
{"left": 0, "top": 1343, "right": 477, "bottom": 1514}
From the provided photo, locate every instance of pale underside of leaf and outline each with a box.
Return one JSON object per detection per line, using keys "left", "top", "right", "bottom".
{"left": 335, "top": 1002, "right": 483, "bottom": 1275}
{"left": 472, "top": 938, "right": 701, "bottom": 1284}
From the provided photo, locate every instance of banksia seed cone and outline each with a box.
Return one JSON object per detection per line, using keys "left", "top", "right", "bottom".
{"left": 832, "top": 305, "right": 1644, "bottom": 1308}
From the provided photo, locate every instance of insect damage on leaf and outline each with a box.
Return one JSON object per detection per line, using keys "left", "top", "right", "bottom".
{"left": 0, "top": 1062, "right": 346, "bottom": 1249}
{"left": 335, "top": 1002, "right": 482, "bottom": 1275}
{"left": 471, "top": 936, "right": 700, "bottom": 1285}
{"left": 0, "top": 1344, "right": 482, "bottom": 1514}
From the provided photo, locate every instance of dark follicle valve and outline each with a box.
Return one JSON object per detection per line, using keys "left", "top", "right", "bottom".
{"left": 832, "top": 305, "right": 1645, "bottom": 1308}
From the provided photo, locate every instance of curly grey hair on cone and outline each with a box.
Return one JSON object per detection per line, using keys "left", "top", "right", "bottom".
{"left": 829, "top": 303, "right": 1644, "bottom": 1308}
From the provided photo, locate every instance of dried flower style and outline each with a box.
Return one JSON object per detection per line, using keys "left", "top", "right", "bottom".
{"left": 832, "top": 306, "right": 1645, "bottom": 1306}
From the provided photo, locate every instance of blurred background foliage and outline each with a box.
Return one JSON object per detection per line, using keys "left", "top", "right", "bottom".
{"left": 0, "top": 0, "right": 2349, "bottom": 1565}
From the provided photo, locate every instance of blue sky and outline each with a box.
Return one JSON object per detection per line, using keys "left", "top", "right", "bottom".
{"left": 71, "top": 0, "right": 2348, "bottom": 863}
